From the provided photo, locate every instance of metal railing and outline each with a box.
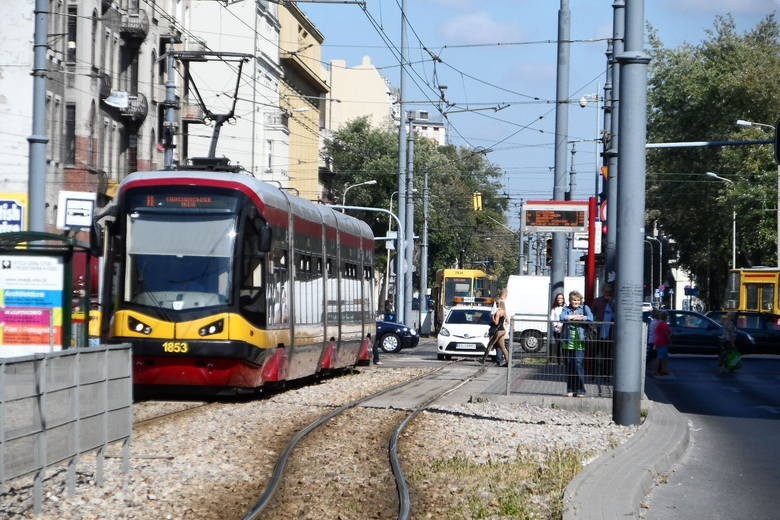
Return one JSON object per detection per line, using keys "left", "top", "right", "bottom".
{"left": 1, "top": 345, "right": 132, "bottom": 515}
{"left": 504, "top": 316, "right": 615, "bottom": 398}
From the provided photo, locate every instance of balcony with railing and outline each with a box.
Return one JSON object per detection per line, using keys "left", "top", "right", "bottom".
{"left": 94, "top": 71, "right": 111, "bottom": 99}
{"left": 104, "top": 91, "right": 148, "bottom": 124}
{"left": 120, "top": 8, "right": 149, "bottom": 40}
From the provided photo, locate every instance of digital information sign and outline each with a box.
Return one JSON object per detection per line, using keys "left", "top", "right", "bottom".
{"left": 521, "top": 201, "right": 589, "bottom": 232}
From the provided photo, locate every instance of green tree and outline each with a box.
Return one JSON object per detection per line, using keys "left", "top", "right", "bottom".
{"left": 323, "top": 118, "right": 515, "bottom": 291}
{"left": 646, "top": 14, "right": 779, "bottom": 308}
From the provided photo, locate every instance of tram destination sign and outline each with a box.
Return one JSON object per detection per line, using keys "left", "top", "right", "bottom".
{"left": 521, "top": 200, "right": 589, "bottom": 233}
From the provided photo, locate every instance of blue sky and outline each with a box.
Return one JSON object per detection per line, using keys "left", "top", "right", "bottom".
{"left": 301, "top": 0, "right": 776, "bottom": 224}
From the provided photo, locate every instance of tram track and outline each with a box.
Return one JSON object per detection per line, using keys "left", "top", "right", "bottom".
{"left": 242, "top": 362, "right": 486, "bottom": 520}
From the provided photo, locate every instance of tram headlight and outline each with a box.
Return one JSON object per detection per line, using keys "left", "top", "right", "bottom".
{"left": 198, "top": 319, "right": 224, "bottom": 337}
{"left": 128, "top": 316, "right": 152, "bottom": 335}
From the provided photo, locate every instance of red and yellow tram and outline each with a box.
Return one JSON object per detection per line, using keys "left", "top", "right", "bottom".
{"left": 96, "top": 169, "right": 375, "bottom": 392}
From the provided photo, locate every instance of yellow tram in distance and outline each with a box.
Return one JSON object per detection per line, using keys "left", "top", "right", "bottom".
{"left": 95, "top": 168, "right": 375, "bottom": 393}
{"left": 431, "top": 268, "right": 498, "bottom": 332}
{"left": 724, "top": 267, "right": 780, "bottom": 314}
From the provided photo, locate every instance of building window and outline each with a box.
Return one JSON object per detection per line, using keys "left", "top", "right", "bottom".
{"left": 88, "top": 102, "right": 97, "bottom": 168}
{"left": 267, "top": 140, "right": 273, "bottom": 171}
{"left": 65, "top": 103, "right": 75, "bottom": 165}
{"left": 66, "top": 6, "right": 77, "bottom": 64}
{"left": 91, "top": 11, "right": 98, "bottom": 70}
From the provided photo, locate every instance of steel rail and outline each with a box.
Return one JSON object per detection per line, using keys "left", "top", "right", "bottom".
{"left": 241, "top": 364, "right": 455, "bottom": 519}
{"left": 390, "top": 366, "right": 486, "bottom": 520}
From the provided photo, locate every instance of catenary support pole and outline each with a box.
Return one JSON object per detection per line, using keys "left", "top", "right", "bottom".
{"left": 613, "top": 0, "right": 649, "bottom": 426}
{"left": 419, "top": 168, "right": 430, "bottom": 334}
{"left": 404, "top": 112, "right": 415, "bottom": 328}
{"left": 163, "top": 40, "right": 178, "bottom": 169}
{"left": 605, "top": 0, "right": 624, "bottom": 285}
{"left": 551, "top": 0, "right": 571, "bottom": 298}
{"left": 27, "top": 0, "right": 49, "bottom": 232}
{"left": 396, "top": 0, "right": 409, "bottom": 323}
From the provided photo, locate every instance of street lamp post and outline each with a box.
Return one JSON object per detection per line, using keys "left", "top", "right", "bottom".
{"left": 342, "top": 180, "right": 377, "bottom": 212}
{"left": 706, "top": 171, "right": 736, "bottom": 269}
{"left": 736, "top": 119, "right": 779, "bottom": 267}
{"left": 645, "top": 235, "right": 663, "bottom": 302}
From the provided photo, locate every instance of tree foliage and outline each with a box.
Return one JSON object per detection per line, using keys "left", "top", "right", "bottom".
{"left": 323, "top": 117, "right": 516, "bottom": 288}
{"left": 646, "top": 14, "right": 779, "bottom": 308}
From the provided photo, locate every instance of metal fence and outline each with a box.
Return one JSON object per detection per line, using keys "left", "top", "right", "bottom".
{"left": 1, "top": 345, "right": 132, "bottom": 515}
{"left": 503, "top": 316, "right": 616, "bottom": 398}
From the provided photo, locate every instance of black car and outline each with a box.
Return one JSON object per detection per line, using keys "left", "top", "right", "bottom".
{"left": 643, "top": 309, "right": 755, "bottom": 354}
{"left": 375, "top": 317, "right": 419, "bottom": 353}
{"left": 706, "top": 311, "right": 780, "bottom": 354}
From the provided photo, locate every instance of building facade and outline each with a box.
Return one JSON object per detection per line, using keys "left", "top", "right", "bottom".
{"left": 188, "top": 0, "right": 288, "bottom": 183}
{"left": 278, "top": 3, "right": 329, "bottom": 202}
{"left": 326, "top": 56, "right": 395, "bottom": 132}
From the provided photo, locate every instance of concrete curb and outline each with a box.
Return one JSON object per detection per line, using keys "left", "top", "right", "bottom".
{"left": 562, "top": 399, "right": 690, "bottom": 519}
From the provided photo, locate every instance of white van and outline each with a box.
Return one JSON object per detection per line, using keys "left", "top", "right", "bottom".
{"left": 504, "top": 275, "right": 585, "bottom": 352}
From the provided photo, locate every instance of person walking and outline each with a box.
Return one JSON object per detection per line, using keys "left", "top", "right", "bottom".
{"left": 560, "top": 290, "right": 593, "bottom": 397}
{"left": 652, "top": 310, "right": 671, "bottom": 376}
{"left": 549, "top": 292, "right": 565, "bottom": 363}
{"left": 483, "top": 288, "right": 510, "bottom": 366}
{"left": 718, "top": 311, "right": 741, "bottom": 374}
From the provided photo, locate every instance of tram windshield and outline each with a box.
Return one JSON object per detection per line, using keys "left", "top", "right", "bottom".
{"left": 125, "top": 212, "right": 236, "bottom": 310}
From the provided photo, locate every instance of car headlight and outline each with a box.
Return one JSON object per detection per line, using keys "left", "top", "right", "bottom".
{"left": 409, "top": 328, "right": 417, "bottom": 335}
{"left": 439, "top": 327, "right": 450, "bottom": 337}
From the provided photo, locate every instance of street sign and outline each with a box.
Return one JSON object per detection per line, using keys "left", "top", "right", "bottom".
{"left": 521, "top": 200, "right": 589, "bottom": 232}
{"left": 56, "top": 191, "right": 96, "bottom": 230}
{"left": 0, "top": 199, "right": 25, "bottom": 233}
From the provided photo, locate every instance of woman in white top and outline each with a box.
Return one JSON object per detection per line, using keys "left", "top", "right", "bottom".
{"left": 549, "top": 292, "right": 565, "bottom": 361}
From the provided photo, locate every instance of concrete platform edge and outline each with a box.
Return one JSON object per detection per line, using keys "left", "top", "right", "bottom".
{"left": 561, "top": 399, "right": 690, "bottom": 519}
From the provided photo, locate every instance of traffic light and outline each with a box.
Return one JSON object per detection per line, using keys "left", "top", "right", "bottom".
{"left": 472, "top": 192, "right": 483, "bottom": 211}
{"left": 545, "top": 238, "right": 552, "bottom": 265}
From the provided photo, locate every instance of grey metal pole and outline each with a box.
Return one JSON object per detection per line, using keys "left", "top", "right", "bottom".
{"left": 613, "top": 0, "right": 649, "bottom": 426}
{"left": 396, "top": 0, "right": 408, "bottom": 323}
{"left": 419, "top": 169, "right": 429, "bottom": 334}
{"left": 164, "top": 41, "right": 178, "bottom": 169}
{"left": 27, "top": 0, "right": 49, "bottom": 232}
{"left": 518, "top": 201, "right": 526, "bottom": 275}
{"left": 605, "top": 0, "right": 624, "bottom": 284}
{"left": 404, "top": 112, "right": 415, "bottom": 328}
{"left": 551, "top": 0, "right": 571, "bottom": 298}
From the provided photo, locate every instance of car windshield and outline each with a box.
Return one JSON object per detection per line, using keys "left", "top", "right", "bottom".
{"left": 446, "top": 309, "right": 492, "bottom": 325}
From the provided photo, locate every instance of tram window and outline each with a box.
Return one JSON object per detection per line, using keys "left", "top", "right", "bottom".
{"left": 746, "top": 284, "right": 759, "bottom": 310}
{"left": 761, "top": 284, "right": 774, "bottom": 311}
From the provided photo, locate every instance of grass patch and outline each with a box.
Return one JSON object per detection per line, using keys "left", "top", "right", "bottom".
{"left": 407, "top": 448, "right": 585, "bottom": 519}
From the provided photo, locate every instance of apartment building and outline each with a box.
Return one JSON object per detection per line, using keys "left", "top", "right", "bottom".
{"left": 278, "top": 3, "right": 329, "bottom": 202}
{"left": 1, "top": 0, "right": 198, "bottom": 230}
{"left": 188, "top": 0, "right": 287, "bottom": 183}
{"left": 326, "top": 55, "right": 395, "bottom": 132}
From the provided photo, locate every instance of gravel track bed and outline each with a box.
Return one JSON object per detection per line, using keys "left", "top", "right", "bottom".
{"left": 1, "top": 367, "right": 636, "bottom": 519}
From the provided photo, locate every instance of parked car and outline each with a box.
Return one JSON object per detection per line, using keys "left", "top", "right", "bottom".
{"left": 705, "top": 311, "right": 780, "bottom": 354}
{"left": 436, "top": 305, "right": 495, "bottom": 360}
{"left": 375, "top": 318, "right": 419, "bottom": 353}
{"left": 642, "top": 309, "right": 755, "bottom": 354}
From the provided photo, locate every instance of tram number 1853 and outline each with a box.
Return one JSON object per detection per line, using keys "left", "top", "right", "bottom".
{"left": 162, "top": 341, "right": 189, "bottom": 353}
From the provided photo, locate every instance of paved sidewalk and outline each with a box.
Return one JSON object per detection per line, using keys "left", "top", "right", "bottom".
{"left": 455, "top": 365, "right": 691, "bottom": 519}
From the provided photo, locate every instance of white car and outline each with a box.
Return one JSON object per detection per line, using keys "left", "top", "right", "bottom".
{"left": 436, "top": 305, "right": 496, "bottom": 360}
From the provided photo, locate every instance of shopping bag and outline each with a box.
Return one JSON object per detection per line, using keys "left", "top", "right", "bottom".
{"left": 725, "top": 349, "right": 742, "bottom": 371}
